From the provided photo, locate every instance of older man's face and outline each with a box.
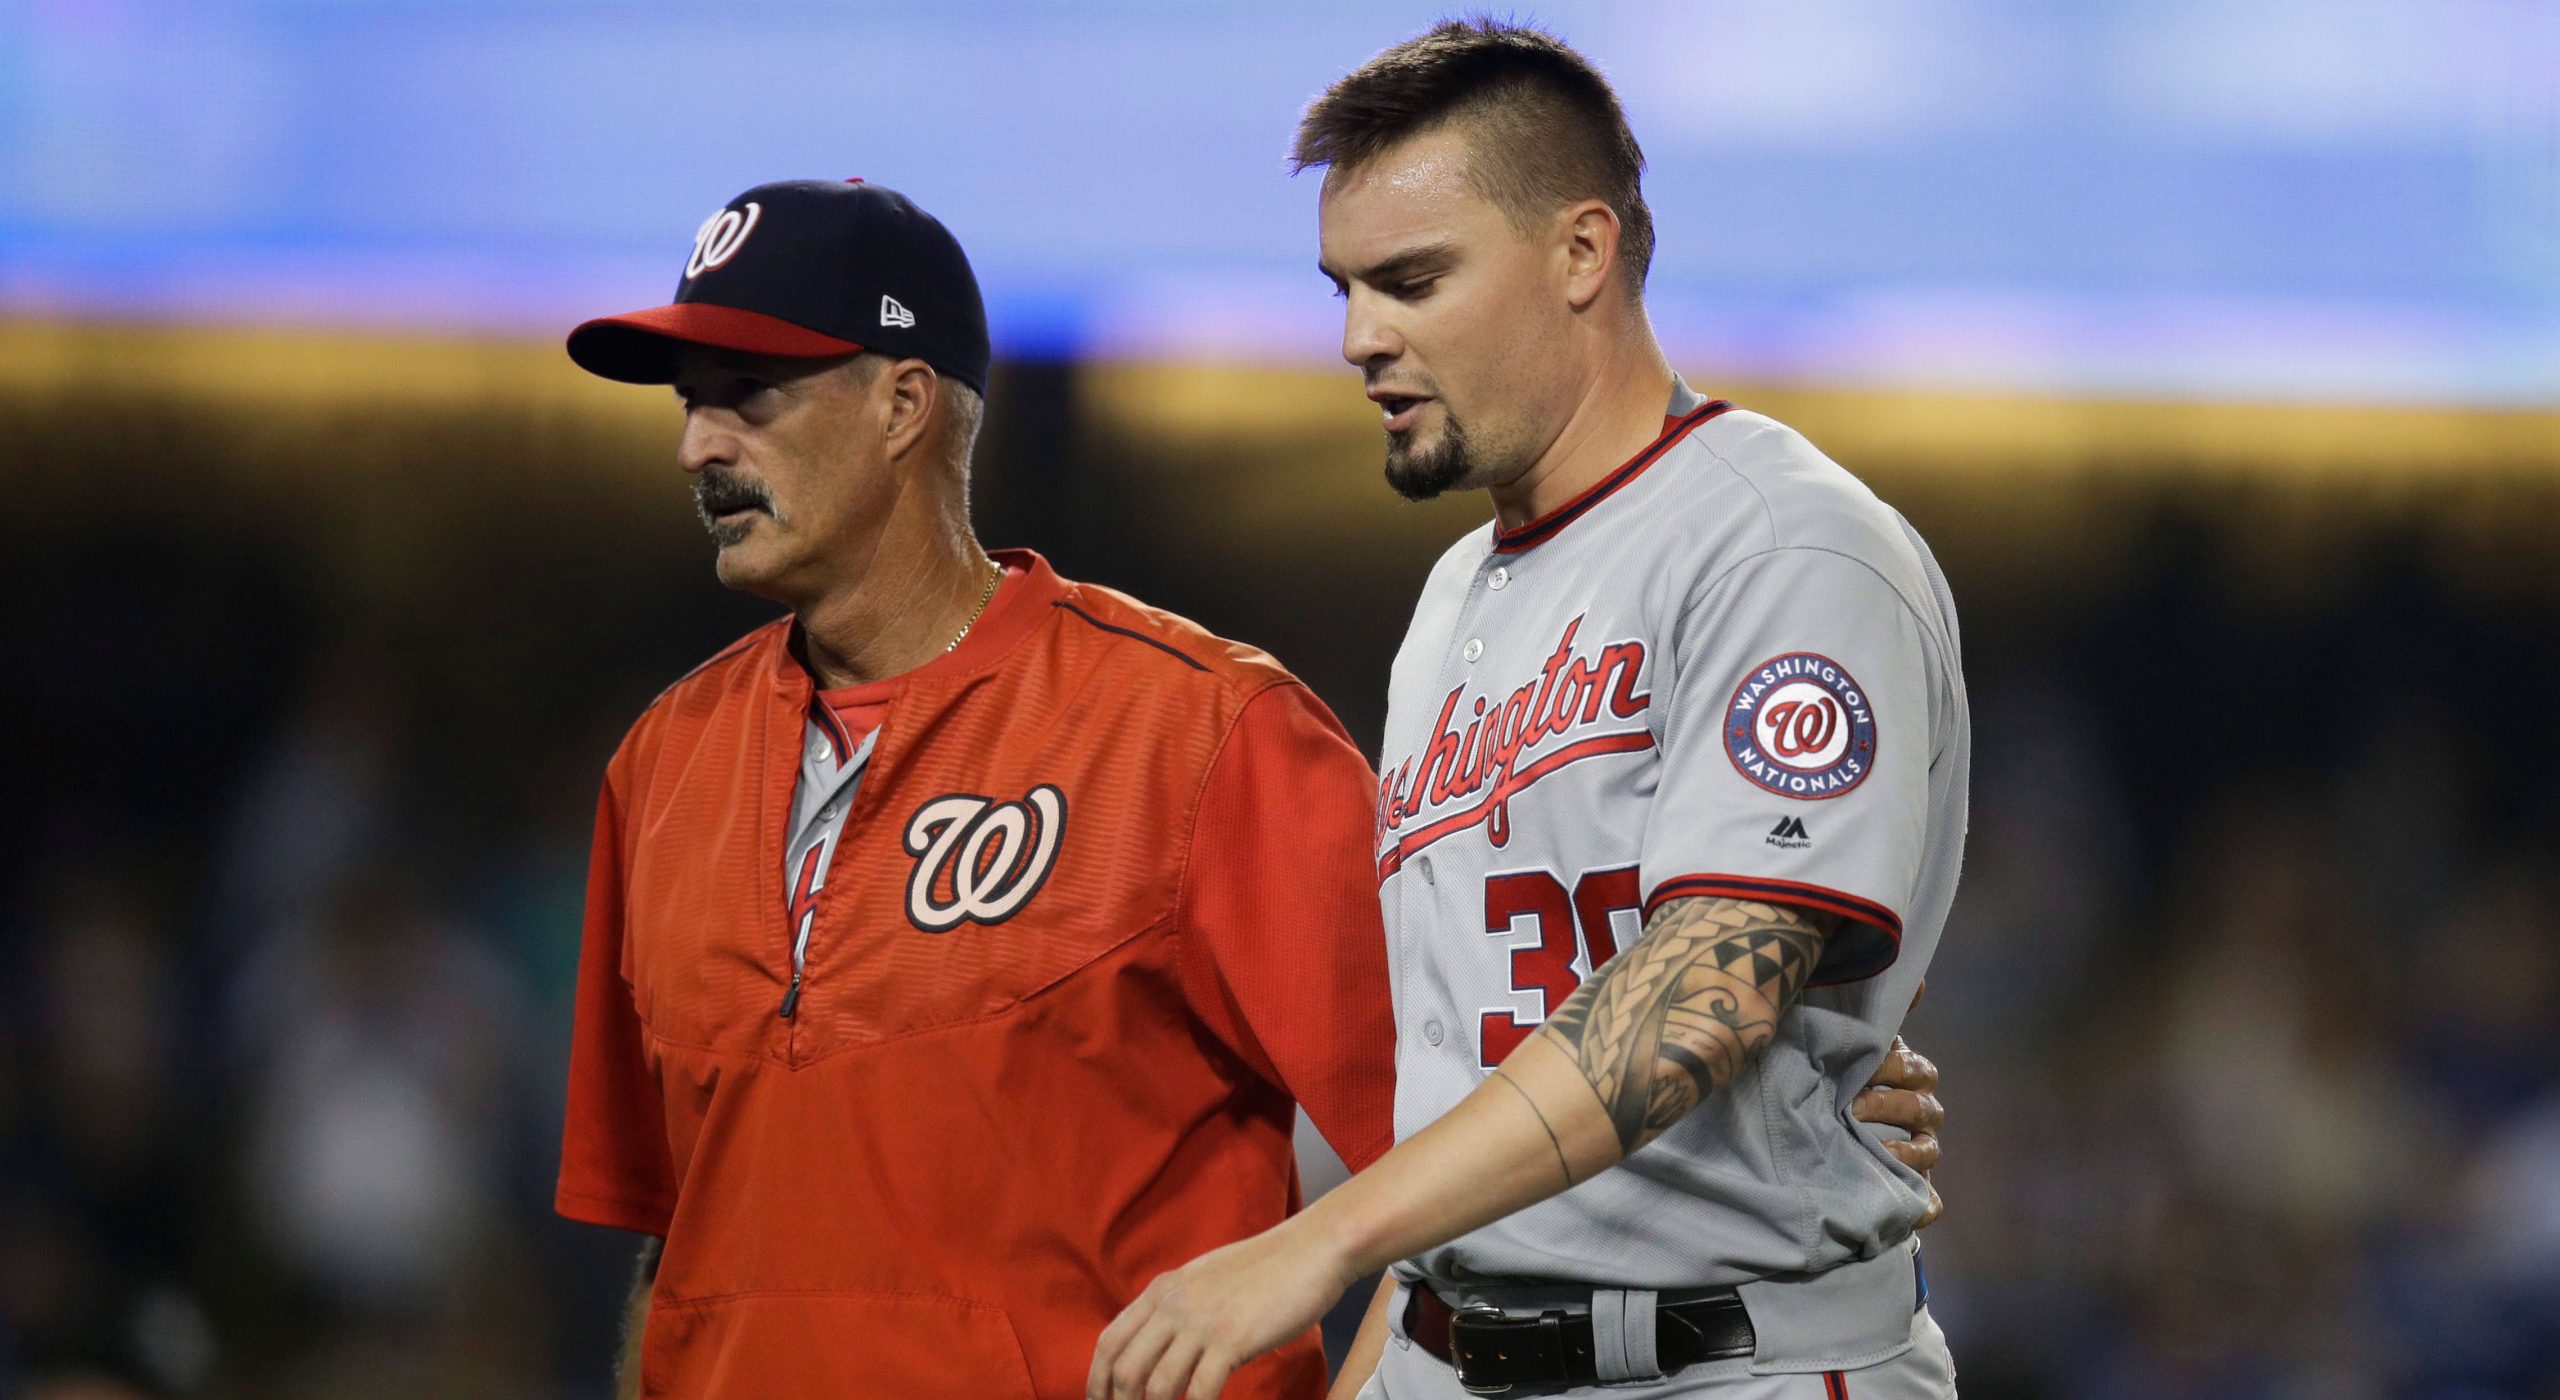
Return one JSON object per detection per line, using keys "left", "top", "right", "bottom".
{"left": 670, "top": 348, "right": 896, "bottom": 603}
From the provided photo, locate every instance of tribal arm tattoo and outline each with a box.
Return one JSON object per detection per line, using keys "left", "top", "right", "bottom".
{"left": 1536, "top": 896, "right": 1835, "bottom": 1156}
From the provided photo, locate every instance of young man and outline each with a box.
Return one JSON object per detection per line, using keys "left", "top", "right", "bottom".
{"left": 1093, "top": 23, "right": 1967, "bottom": 1400}
{"left": 555, "top": 176, "right": 1947, "bottom": 1399}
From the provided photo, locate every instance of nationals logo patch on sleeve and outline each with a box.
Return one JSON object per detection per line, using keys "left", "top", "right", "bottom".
{"left": 1724, "top": 652, "right": 1877, "bottom": 799}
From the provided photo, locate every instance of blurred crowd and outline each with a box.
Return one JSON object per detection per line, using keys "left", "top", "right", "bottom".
{"left": 0, "top": 636, "right": 635, "bottom": 1399}
{"left": 3, "top": 473, "right": 2554, "bottom": 1399}
{"left": 1920, "top": 523, "right": 2560, "bottom": 1400}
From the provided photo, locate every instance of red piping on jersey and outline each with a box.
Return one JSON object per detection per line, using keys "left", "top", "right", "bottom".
{"left": 1645, "top": 873, "right": 1901, "bottom": 937}
{"left": 1491, "top": 400, "right": 1735, "bottom": 554}
{"left": 1645, "top": 873, "right": 1903, "bottom": 984}
{"left": 1376, "top": 729, "right": 1656, "bottom": 883}
{"left": 1823, "top": 1371, "right": 1849, "bottom": 1400}
{"left": 810, "top": 696, "right": 857, "bottom": 766}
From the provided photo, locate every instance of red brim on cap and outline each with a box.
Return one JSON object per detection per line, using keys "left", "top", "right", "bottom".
{"left": 564, "top": 302, "right": 866, "bottom": 384}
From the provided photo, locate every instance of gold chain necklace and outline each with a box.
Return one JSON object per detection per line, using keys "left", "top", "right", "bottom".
{"left": 944, "top": 560, "right": 1003, "bottom": 654}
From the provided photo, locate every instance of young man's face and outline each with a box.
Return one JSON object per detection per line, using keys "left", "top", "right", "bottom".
{"left": 669, "top": 348, "right": 899, "bottom": 603}
{"left": 1317, "top": 123, "right": 1583, "bottom": 501}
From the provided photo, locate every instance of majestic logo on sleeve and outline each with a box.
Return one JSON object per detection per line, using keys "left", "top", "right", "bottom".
{"left": 1374, "top": 617, "right": 1653, "bottom": 879}
{"left": 901, "top": 785, "right": 1067, "bottom": 931}
{"left": 1725, "top": 653, "right": 1876, "bottom": 799}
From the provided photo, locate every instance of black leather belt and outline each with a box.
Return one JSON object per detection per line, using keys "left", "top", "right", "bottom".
{"left": 1404, "top": 1282, "right": 1756, "bottom": 1395}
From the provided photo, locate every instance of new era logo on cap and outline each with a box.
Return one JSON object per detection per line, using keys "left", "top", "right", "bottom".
{"left": 880, "top": 295, "right": 916, "bottom": 329}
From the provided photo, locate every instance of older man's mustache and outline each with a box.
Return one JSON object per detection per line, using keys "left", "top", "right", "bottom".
{"left": 694, "top": 471, "right": 779, "bottom": 528}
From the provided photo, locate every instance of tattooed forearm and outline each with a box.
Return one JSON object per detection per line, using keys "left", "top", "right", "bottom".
{"left": 1538, "top": 897, "right": 1833, "bottom": 1155}
{"left": 1488, "top": 1067, "right": 1579, "bottom": 1188}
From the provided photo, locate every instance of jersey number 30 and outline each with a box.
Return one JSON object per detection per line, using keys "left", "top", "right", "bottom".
{"left": 1480, "top": 865, "right": 1640, "bottom": 1067}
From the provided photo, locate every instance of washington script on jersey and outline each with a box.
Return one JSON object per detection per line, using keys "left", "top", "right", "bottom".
{"left": 1375, "top": 616, "right": 1652, "bottom": 881}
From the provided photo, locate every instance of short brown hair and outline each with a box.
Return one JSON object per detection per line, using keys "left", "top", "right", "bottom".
{"left": 1293, "top": 17, "right": 1654, "bottom": 291}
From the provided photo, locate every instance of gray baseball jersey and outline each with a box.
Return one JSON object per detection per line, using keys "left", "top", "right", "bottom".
{"left": 1375, "top": 381, "right": 1967, "bottom": 1363}
{"left": 778, "top": 704, "right": 878, "bottom": 1017}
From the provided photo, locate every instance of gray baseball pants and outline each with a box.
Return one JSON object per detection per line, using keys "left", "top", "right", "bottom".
{"left": 1353, "top": 1282, "right": 1957, "bottom": 1400}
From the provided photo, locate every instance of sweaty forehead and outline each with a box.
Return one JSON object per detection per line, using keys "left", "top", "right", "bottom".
{"left": 1317, "top": 127, "right": 1506, "bottom": 265}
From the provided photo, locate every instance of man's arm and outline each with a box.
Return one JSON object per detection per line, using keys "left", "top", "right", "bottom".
{"left": 1323, "top": 1274, "right": 1398, "bottom": 1400}
{"left": 1088, "top": 894, "right": 1832, "bottom": 1400}
{"left": 1319, "top": 1024, "right": 1942, "bottom": 1400}
{"left": 617, "top": 1236, "right": 660, "bottom": 1400}
{"left": 1536, "top": 895, "right": 1832, "bottom": 1162}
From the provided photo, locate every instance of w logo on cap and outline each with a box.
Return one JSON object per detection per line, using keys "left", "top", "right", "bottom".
{"left": 879, "top": 295, "right": 917, "bottom": 329}
{"left": 685, "top": 202, "right": 761, "bottom": 279}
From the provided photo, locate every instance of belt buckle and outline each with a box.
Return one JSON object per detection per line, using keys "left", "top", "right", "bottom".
{"left": 1451, "top": 1305, "right": 1516, "bottom": 1396}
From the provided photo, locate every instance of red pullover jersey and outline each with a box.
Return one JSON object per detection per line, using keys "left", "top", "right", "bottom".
{"left": 557, "top": 551, "right": 1395, "bottom": 1399}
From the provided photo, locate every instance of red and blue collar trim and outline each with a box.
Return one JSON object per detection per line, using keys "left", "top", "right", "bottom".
{"left": 1492, "top": 399, "right": 1735, "bottom": 554}
{"left": 807, "top": 694, "right": 859, "bottom": 767}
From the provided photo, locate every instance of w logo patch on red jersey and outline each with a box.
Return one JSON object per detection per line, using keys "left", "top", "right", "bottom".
{"left": 901, "top": 785, "right": 1067, "bottom": 932}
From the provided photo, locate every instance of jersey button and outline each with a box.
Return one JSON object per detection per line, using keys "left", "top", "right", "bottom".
{"left": 1418, "top": 856, "right": 1435, "bottom": 885}
{"left": 1462, "top": 638, "right": 1483, "bottom": 662}
{"left": 1488, "top": 566, "right": 1509, "bottom": 591}
{"left": 1423, "top": 1019, "right": 1445, "bottom": 1046}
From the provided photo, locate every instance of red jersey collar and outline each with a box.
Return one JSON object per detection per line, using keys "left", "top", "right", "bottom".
{"left": 771, "top": 548, "right": 1066, "bottom": 693}
{"left": 1491, "top": 399, "right": 1735, "bottom": 555}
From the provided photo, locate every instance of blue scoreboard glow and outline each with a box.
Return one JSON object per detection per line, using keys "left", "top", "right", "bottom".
{"left": 2, "top": 0, "right": 2553, "bottom": 402}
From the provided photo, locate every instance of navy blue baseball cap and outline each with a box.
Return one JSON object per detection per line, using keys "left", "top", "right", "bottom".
{"left": 567, "top": 178, "right": 991, "bottom": 394}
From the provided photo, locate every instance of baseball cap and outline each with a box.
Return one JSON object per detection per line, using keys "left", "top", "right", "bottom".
{"left": 567, "top": 178, "right": 991, "bottom": 394}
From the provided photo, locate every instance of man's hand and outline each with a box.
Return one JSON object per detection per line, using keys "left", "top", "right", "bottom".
{"left": 1848, "top": 990, "right": 1944, "bottom": 1226}
{"left": 1086, "top": 1215, "right": 1356, "bottom": 1400}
